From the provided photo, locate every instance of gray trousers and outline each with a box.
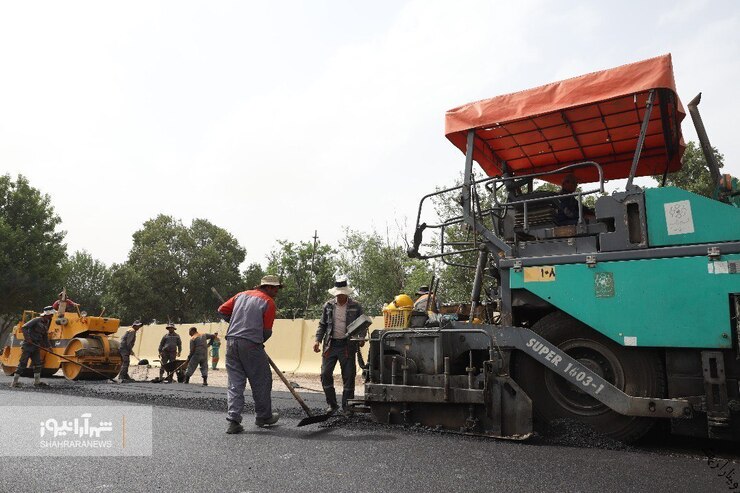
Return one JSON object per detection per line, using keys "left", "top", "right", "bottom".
{"left": 16, "top": 345, "right": 43, "bottom": 374}
{"left": 118, "top": 353, "right": 131, "bottom": 379}
{"left": 226, "top": 338, "right": 272, "bottom": 423}
{"left": 320, "top": 339, "right": 357, "bottom": 409}
{"left": 185, "top": 354, "right": 208, "bottom": 379}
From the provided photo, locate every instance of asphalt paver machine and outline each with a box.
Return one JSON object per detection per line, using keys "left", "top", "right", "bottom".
{"left": 362, "top": 55, "right": 740, "bottom": 442}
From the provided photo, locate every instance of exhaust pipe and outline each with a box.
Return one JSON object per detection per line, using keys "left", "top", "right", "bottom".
{"left": 687, "top": 93, "right": 721, "bottom": 189}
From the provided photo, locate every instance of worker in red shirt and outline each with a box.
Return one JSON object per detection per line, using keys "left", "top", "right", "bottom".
{"left": 52, "top": 297, "right": 79, "bottom": 313}
{"left": 218, "top": 275, "right": 283, "bottom": 434}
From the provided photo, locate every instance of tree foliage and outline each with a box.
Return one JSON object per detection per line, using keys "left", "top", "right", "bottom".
{"left": 265, "top": 240, "right": 336, "bottom": 318}
{"left": 242, "top": 262, "right": 265, "bottom": 291}
{"left": 61, "top": 250, "right": 110, "bottom": 317}
{"left": 651, "top": 141, "right": 724, "bottom": 197}
{"left": 104, "top": 215, "right": 245, "bottom": 324}
{"left": 337, "top": 229, "right": 432, "bottom": 316}
{"left": 0, "top": 174, "right": 66, "bottom": 342}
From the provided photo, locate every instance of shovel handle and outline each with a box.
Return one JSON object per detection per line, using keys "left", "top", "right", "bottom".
{"left": 29, "top": 340, "right": 118, "bottom": 384}
{"left": 267, "top": 356, "right": 313, "bottom": 416}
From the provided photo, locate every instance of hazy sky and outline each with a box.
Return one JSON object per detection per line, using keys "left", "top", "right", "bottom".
{"left": 1, "top": 0, "right": 738, "bottom": 268}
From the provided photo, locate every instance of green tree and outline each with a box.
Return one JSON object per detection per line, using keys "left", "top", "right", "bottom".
{"left": 337, "top": 228, "right": 432, "bottom": 315}
{"left": 61, "top": 250, "right": 110, "bottom": 317}
{"left": 186, "top": 218, "right": 247, "bottom": 320}
{"left": 104, "top": 215, "right": 245, "bottom": 324}
{"left": 242, "top": 263, "right": 265, "bottom": 290}
{"left": 266, "top": 240, "right": 336, "bottom": 318}
{"left": 651, "top": 141, "right": 724, "bottom": 197}
{"left": 0, "top": 174, "right": 66, "bottom": 343}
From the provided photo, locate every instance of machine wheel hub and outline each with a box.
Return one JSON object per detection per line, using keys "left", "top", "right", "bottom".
{"left": 544, "top": 338, "right": 625, "bottom": 417}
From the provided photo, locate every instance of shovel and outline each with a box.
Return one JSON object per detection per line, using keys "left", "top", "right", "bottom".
{"left": 29, "top": 340, "right": 119, "bottom": 384}
{"left": 267, "top": 356, "right": 333, "bottom": 427}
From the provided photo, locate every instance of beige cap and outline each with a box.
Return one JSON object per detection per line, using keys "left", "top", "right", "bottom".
{"left": 260, "top": 275, "right": 283, "bottom": 288}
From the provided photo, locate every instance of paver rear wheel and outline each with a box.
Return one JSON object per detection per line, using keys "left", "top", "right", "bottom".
{"left": 513, "top": 311, "right": 665, "bottom": 443}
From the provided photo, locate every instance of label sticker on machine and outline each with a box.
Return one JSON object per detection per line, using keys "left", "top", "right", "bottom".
{"left": 523, "top": 266, "right": 556, "bottom": 282}
{"left": 623, "top": 336, "right": 637, "bottom": 346}
{"left": 664, "top": 200, "right": 695, "bottom": 235}
{"left": 708, "top": 261, "right": 740, "bottom": 274}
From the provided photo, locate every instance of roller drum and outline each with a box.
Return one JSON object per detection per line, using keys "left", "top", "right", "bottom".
{"left": 61, "top": 337, "right": 121, "bottom": 381}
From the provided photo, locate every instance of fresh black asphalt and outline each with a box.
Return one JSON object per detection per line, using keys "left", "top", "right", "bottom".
{"left": 0, "top": 374, "right": 737, "bottom": 493}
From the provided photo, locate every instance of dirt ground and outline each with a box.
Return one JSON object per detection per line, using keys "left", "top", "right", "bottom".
{"left": 128, "top": 365, "right": 365, "bottom": 396}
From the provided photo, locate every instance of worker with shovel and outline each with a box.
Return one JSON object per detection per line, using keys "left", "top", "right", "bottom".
{"left": 116, "top": 320, "right": 143, "bottom": 383}
{"left": 184, "top": 327, "right": 215, "bottom": 385}
{"left": 10, "top": 306, "right": 54, "bottom": 388}
{"left": 218, "top": 275, "right": 282, "bottom": 434}
{"left": 157, "top": 323, "right": 182, "bottom": 383}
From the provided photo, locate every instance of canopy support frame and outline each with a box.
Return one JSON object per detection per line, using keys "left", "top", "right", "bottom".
{"left": 626, "top": 89, "right": 656, "bottom": 190}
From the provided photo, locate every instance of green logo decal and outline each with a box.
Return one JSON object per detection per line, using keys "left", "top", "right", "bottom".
{"left": 594, "top": 272, "right": 614, "bottom": 298}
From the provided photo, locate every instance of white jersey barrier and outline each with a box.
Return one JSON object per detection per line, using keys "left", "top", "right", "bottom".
{"left": 114, "top": 317, "right": 381, "bottom": 375}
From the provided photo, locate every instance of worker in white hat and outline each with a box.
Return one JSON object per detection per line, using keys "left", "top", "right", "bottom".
{"left": 314, "top": 277, "right": 366, "bottom": 415}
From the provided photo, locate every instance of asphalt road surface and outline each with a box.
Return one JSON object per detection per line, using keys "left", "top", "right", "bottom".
{"left": 0, "top": 374, "right": 738, "bottom": 493}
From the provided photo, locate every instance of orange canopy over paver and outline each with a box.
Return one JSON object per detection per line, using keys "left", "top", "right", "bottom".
{"left": 445, "top": 54, "right": 685, "bottom": 184}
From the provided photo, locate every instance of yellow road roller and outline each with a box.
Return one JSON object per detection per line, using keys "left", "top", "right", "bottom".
{"left": 1, "top": 308, "right": 122, "bottom": 380}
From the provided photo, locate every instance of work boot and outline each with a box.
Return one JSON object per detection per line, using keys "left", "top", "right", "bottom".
{"left": 10, "top": 374, "right": 21, "bottom": 388}
{"left": 226, "top": 420, "right": 244, "bottom": 434}
{"left": 255, "top": 412, "right": 279, "bottom": 427}
{"left": 325, "top": 405, "right": 339, "bottom": 416}
{"left": 342, "top": 389, "right": 354, "bottom": 409}
{"left": 324, "top": 387, "right": 338, "bottom": 411}
{"left": 202, "top": 377, "right": 208, "bottom": 386}
{"left": 33, "top": 373, "right": 49, "bottom": 388}
{"left": 184, "top": 375, "right": 190, "bottom": 384}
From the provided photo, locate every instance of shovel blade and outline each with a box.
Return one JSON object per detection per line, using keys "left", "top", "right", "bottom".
{"left": 297, "top": 413, "right": 332, "bottom": 427}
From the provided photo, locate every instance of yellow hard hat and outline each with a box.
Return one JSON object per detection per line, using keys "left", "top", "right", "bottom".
{"left": 394, "top": 294, "right": 413, "bottom": 308}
